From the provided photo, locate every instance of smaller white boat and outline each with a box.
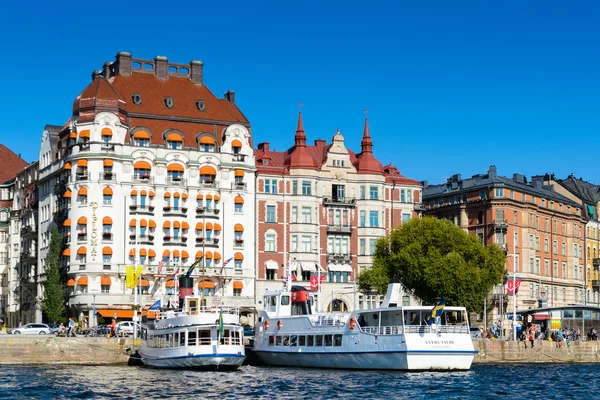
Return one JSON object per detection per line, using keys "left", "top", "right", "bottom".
{"left": 139, "top": 277, "right": 245, "bottom": 370}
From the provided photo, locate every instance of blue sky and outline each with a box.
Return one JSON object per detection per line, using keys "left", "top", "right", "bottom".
{"left": 1, "top": 1, "right": 598, "bottom": 183}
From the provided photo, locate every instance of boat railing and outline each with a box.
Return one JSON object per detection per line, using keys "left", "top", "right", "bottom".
{"left": 309, "top": 313, "right": 351, "bottom": 327}
{"left": 156, "top": 306, "right": 240, "bottom": 320}
{"left": 360, "top": 325, "right": 470, "bottom": 335}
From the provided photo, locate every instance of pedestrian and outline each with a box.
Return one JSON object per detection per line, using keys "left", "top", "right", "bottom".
{"left": 528, "top": 325, "right": 535, "bottom": 348}
{"left": 110, "top": 319, "right": 117, "bottom": 338}
{"left": 59, "top": 322, "right": 65, "bottom": 336}
{"left": 67, "top": 318, "right": 75, "bottom": 337}
{"left": 556, "top": 329, "right": 564, "bottom": 348}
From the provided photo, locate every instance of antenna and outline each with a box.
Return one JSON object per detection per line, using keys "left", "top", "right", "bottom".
{"left": 363, "top": 109, "right": 368, "bottom": 118}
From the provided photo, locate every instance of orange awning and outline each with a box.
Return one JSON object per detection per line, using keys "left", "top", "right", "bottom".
{"left": 69, "top": 132, "right": 76, "bottom": 139}
{"left": 214, "top": 252, "right": 221, "bottom": 260}
{"left": 134, "top": 161, "right": 151, "bottom": 170}
{"left": 231, "top": 139, "right": 242, "bottom": 148}
{"left": 136, "top": 279, "right": 149, "bottom": 287}
{"left": 64, "top": 162, "right": 72, "bottom": 170}
{"left": 63, "top": 248, "right": 71, "bottom": 256}
{"left": 205, "top": 251, "right": 213, "bottom": 259}
{"left": 140, "top": 249, "right": 147, "bottom": 256}
{"left": 140, "top": 190, "right": 147, "bottom": 196}
{"left": 77, "top": 276, "right": 88, "bottom": 285}
{"left": 103, "top": 216, "right": 112, "bottom": 225}
{"left": 198, "top": 281, "right": 215, "bottom": 288}
{"left": 182, "top": 251, "right": 189, "bottom": 259}
{"left": 67, "top": 278, "right": 75, "bottom": 287}
{"left": 199, "top": 166, "right": 216, "bottom": 175}
{"left": 174, "top": 192, "right": 180, "bottom": 198}
{"left": 101, "top": 128, "right": 113, "bottom": 136}
{"left": 234, "top": 223, "right": 244, "bottom": 232}
{"left": 205, "top": 222, "right": 213, "bottom": 230}
{"left": 149, "top": 249, "right": 156, "bottom": 257}
{"left": 234, "top": 195, "right": 244, "bottom": 204}
{"left": 77, "top": 217, "right": 87, "bottom": 225}
{"left": 234, "top": 169, "right": 245, "bottom": 177}
{"left": 214, "top": 223, "right": 221, "bottom": 231}
{"left": 195, "top": 222, "right": 203, "bottom": 230}
{"left": 131, "top": 189, "right": 138, "bottom": 196}
{"left": 102, "top": 247, "right": 112, "bottom": 255}
{"left": 214, "top": 195, "right": 220, "bottom": 202}
{"left": 173, "top": 250, "right": 180, "bottom": 258}
{"left": 173, "top": 221, "right": 181, "bottom": 229}
{"left": 101, "top": 276, "right": 111, "bottom": 285}
{"left": 129, "top": 249, "right": 136, "bottom": 256}
{"left": 182, "top": 193, "right": 188, "bottom": 199}
{"left": 182, "top": 222, "right": 189, "bottom": 230}
{"left": 165, "top": 279, "right": 176, "bottom": 288}
{"left": 196, "top": 251, "right": 203, "bottom": 259}
{"left": 63, "top": 219, "right": 71, "bottom": 227}
{"left": 97, "top": 309, "right": 155, "bottom": 319}
{"left": 78, "top": 159, "right": 88, "bottom": 167}
{"left": 163, "top": 221, "right": 170, "bottom": 228}
{"left": 233, "top": 280, "right": 243, "bottom": 289}
{"left": 64, "top": 190, "right": 72, "bottom": 198}
{"left": 164, "top": 192, "right": 171, "bottom": 198}
{"left": 166, "top": 133, "right": 183, "bottom": 142}
{"left": 199, "top": 136, "right": 215, "bottom": 145}
{"left": 149, "top": 220, "right": 156, "bottom": 228}
{"left": 196, "top": 193, "right": 203, "bottom": 200}
{"left": 133, "top": 131, "right": 150, "bottom": 139}
{"left": 140, "top": 219, "right": 147, "bottom": 227}
{"left": 78, "top": 187, "right": 88, "bottom": 196}
{"left": 79, "top": 130, "right": 90, "bottom": 138}
{"left": 129, "top": 219, "right": 136, "bottom": 227}
{"left": 167, "top": 164, "right": 184, "bottom": 172}
{"left": 206, "top": 194, "right": 213, "bottom": 200}
{"left": 149, "top": 190, "right": 155, "bottom": 197}
{"left": 234, "top": 252, "right": 244, "bottom": 260}
{"left": 163, "top": 250, "right": 170, "bottom": 257}
{"left": 103, "top": 187, "right": 113, "bottom": 195}
{"left": 103, "top": 159, "right": 113, "bottom": 167}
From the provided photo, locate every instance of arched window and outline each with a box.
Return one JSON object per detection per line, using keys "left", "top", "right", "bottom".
{"left": 198, "top": 135, "right": 215, "bottom": 152}
{"left": 132, "top": 130, "right": 151, "bottom": 147}
{"left": 166, "top": 132, "right": 183, "bottom": 149}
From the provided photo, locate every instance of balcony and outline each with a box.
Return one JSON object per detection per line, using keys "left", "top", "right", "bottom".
{"left": 101, "top": 143, "right": 115, "bottom": 152}
{"left": 163, "top": 206, "right": 187, "bottom": 216}
{"left": 133, "top": 175, "right": 155, "bottom": 184}
{"left": 323, "top": 197, "right": 356, "bottom": 207}
{"left": 326, "top": 253, "right": 352, "bottom": 264}
{"left": 197, "top": 179, "right": 218, "bottom": 189}
{"left": 414, "top": 203, "right": 426, "bottom": 212}
{"left": 101, "top": 232, "right": 113, "bottom": 241}
{"left": 234, "top": 239, "right": 244, "bottom": 248}
{"left": 75, "top": 172, "right": 89, "bottom": 181}
{"left": 130, "top": 205, "right": 155, "bottom": 215}
{"left": 232, "top": 154, "right": 246, "bottom": 163}
{"left": 593, "top": 280, "right": 600, "bottom": 290}
{"left": 593, "top": 258, "right": 600, "bottom": 270}
{"left": 198, "top": 238, "right": 219, "bottom": 248}
{"left": 164, "top": 237, "right": 187, "bottom": 246}
{"left": 326, "top": 224, "right": 352, "bottom": 234}
{"left": 493, "top": 219, "right": 509, "bottom": 230}
{"left": 166, "top": 176, "right": 187, "bottom": 187}
{"left": 138, "top": 235, "right": 154, "bottom": 245}
{"left": 20, "top": 226, "right": 37, "bottom": 237}
{"left": 98, "top": 172, "right": 117, "bottom": 181}
{"left": 79, "top": 143, "right": 90, "bottom": 151}
{"left": 77, "top": 233, "right": 87, "bottom": 242}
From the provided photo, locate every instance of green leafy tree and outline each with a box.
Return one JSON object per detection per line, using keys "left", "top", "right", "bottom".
{"left": 41, "top": 227, "right": 65, "bottom": 323}
{"left": 359, "top": 216, "right": 506, "bottom": 313}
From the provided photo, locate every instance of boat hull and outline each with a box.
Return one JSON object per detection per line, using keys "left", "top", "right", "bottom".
{"left": 140, "top": 353, "right": 245, "bottom": 370}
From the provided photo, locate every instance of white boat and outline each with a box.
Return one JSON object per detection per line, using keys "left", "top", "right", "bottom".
{"left": 139, "top": 277, "right": 245, "bottom": 370}
{"left": 252, "top": 284, "right": 477, "bottom": 371}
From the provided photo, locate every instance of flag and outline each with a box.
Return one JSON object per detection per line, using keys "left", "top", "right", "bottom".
{"left": 148, "top": 299, "right": 161, "bottom": 311}
{"left": 218, "top": 307, "right": 224, "bottom": 337}
{"left": 426, "top": 299, "right": 447, "bottom": 325}
{"left": 220, "top": 257, "right": 233, "bottom": 275}
{"left": 149, "top": 280, "right": 161, "bottom": 296}
{"left": 134, "top": 266, "right": 145, "bottom": 281}
{"left": 186, "top": 257, "right": 203, "bottom": 278}
{"left": 507, "top": 279, "right": 522, "bottom": 295}
{"left": 157, "top": 256, "right": 169, "bottom": 275}
{"left": 126, "top": 266, "right": 135, "bottom": 289}
{"left": 291, "top": 273, "right": 297, "bottom": 281}
{"left": 309, "top": 275, "right": 326, "bottom": 291}
{"left": 173, "top": 267, "right": 180, "bottom": 277}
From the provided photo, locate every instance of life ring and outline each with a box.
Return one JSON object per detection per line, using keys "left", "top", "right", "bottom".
{"left": 276, "top": 320, "right": 283, "bottom": 330}
{"left": 264, "top": 320, "right": 270, "bottom": 330}
{"left": 348, "top": 317, "right": 357, "bottom": 330}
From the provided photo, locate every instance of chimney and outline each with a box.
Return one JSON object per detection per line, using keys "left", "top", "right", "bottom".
{"left": 452, "top": 173, "right": 462, "bottom": 182}
{"left": 314, "top": 139, "right": 326, "bottom": 147}
{"left": 224, "top": 90, "right": 235, "bottom": 104}
{"left": 91, "top": 70, "right": 102, "bottom": 81}
{"left": 114, "top": 51, "right": 132, "bottom": 76}
{"left": 190, "top": 60, "right": 204, "bottom": 85}
{"left": 488, "top": 165, "right": 497, "bottom": 178}
{"left": 102, "top": 62, "right": 112, "bottom": 79}
{"left": 421, "top": 180, "right": 429, "bottom": 188}
{"left": 154, "top": 56, "right": 168, "bottom": 80}
{"left": 258, "top": 142, "right": 270, "bottom": 152}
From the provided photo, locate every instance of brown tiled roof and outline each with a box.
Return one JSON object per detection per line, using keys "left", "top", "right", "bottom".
{"left": 73, "top": 77, "right": 127, "bottom": 123}
{"left": 0, "top": 145, "right": 28, "bottom": 183}
{"left": 128, "top": 118, "right": 221, "bottom": 148}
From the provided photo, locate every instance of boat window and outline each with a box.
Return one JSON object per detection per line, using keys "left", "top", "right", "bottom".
{"left": 269, "top": 336, "right": 275, "bottom": 346}
{"left": 290, "top": 335, "right": 297, "bottom": 346}
{"left": 180, "top": 332, "right": 186, "bottom": 347}
{"left": 188, "top": 330, "right": 197, "bottom": 346}
{"left": 188, "top": 299, "right": 198, "bottom": 315}
{"left": 307, "top": 335, "right": 314, "bottom": 346}
{"left": 324, "top": 335, "right": 333, "bottom": 346}
{"left": 315, "top": 335, "right": 323, "bottom": 346}
{"left": 269, "top": 296, "right": 277, "bottom": 307}
{"left": 221, "top": 330, "right": 231, "bottom": 345}
{"left": 299, "top": 335, "right": 306, "bottom": 346}
{"left": 283, "top": 335, "right": 289, "bottom": 346}
{"left": 199, "top": 330, "right": 210, "bottom": 345}
{"left": 334, "top": 334, "right": 342, "bottom": 346}
{"left": 281, "top": 295, "right": 290, "bottom": 306}
{"left": 275, "top": 336, "right": 282, "bottom": 346}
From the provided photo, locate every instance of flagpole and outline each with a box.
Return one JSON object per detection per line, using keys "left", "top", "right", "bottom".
{"left": 317, "top": 264, "right": 321, "bottom": 312}
{"left": 201, "top": 206, "right": 206, "bottom": 306}
{"left": 133, "top": 259, "right": 138, "bottom": 340}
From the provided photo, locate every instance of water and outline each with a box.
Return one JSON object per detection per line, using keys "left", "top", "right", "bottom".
{"left": 0, "top": 364, "right": 594, "bottom": 399}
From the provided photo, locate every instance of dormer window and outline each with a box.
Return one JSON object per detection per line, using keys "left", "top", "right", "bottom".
{"left": 196, "top": 100, "right": 206, "bottom": 111}
{"left": 262, "top": 159, "right": 269, "bottom": 165}
{"left": 166, "top": 133, "right": 183, "bottom": 149}
{"left": 164, "top": 96, "right": 174, "bottom": 108}
{"left": 232, "top": 139, "right": 242, "bottom": 154}
{"left": 198, "top": 136, "right": 215, "bottom": 152}
{"left": 101, "top": 128, "right": 112, "bottom": 143}
{"left": 132, "top": 93, "right": 142, "bottom": 105}
{"left": 133, "top": 131, "right": 150, "bottom": 147}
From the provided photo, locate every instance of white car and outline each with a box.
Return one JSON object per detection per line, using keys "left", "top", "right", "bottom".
{"left": 9, "top": 323, "right": 51, "bottom": 335}
{"left": 116, "top": 321, "right": 139, "bottom": 336}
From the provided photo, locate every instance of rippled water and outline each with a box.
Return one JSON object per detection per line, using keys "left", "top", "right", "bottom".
{"left": 0, "top": 364, "right": 595, "bottom": 399}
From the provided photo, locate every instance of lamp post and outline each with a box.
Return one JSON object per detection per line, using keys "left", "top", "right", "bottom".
{"left": 201, "top": 206, "right": 207, "bottom": 306}
{"left": 505, "top": 248, "right": 518, "bottom": 342}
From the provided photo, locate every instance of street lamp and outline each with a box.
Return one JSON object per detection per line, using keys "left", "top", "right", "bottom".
{"left": 504, "top": 246, "right": 518, "bottom": 342}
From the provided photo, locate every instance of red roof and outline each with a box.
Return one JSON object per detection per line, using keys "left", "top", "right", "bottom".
{"left": 353, "top": 118, "right": 384, "bottom": 175}
{"left": 73, "top": 77, "right": 127, "bottom": 124}
{"left": 0, "top": 145, "right": 28, "bottom": 183}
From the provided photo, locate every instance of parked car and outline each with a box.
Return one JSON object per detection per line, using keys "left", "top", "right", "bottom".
{"left": 47, "top": 324, "right": 61, "bottom": 334}
{"left": 116, "top": 321, "right": 139, "bottom": 336}
{"left": 9, "top": 323, "right": 51, "bottom": 335}
{"left": 470, "top": 326, "right": 483, "bottom": 340}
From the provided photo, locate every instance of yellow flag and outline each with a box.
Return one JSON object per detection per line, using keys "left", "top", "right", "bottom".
{"left": 135, "top": 266, "right": 146, "bottom": 281}
{"left": 126, "top": 266, "right": 135, "bottom": 289}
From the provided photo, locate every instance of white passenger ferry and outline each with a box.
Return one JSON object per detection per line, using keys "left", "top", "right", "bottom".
{"left": 253, "top": 284, "right": 477, "bottom": 370}
{"left": 139, "top": 277, "right": 245, "bottom": 369}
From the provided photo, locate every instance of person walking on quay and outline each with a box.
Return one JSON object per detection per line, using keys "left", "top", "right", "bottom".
{"left": 556, "top": 329, "right": 564, "bottom": 348}
{"left": 67, "top": 318, "right": 75, "bottom": 337}
{"left": 110, "top": 319, "right": 117, "bottom": 338}
{"left": 528, "top": 325, "right": 535, "bottom": 348}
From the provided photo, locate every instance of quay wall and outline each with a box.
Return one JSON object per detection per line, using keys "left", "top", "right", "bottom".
{"left": 0, "top": 336, "right": 136, "bottom": 365}
{"left": 473, "top": 339, "right": 600, "bottom": 363}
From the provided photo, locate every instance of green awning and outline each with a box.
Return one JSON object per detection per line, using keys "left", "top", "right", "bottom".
{"left": 587, "top": 205, "right": 595, "bottom": 216}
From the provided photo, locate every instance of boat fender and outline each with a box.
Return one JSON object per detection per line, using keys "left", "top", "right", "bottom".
{"left": 348, "top": 317, "right": 357, "bottom": 330}
{"left": 276, "top": 320, "right": 283, "bottom": 330}
{"left": 264, "top": 320, "right": 270, "bottom": 330}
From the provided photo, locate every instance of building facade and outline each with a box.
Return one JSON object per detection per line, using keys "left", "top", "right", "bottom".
{"left": 254, "top": 113, "right": 423, "bottom": 312}
{"left": 423, "top": 166, "right": 586, "bottom": 323}
{"left": 35, "top": 52, "right": 256, "bottom": 326}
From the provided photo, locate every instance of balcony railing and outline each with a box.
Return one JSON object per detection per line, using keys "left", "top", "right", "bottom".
{"left": 197, "top": 180, "right": 218, "bottom": 189}
{"left": 163, "top": 206, "right": 187, "bottom": 216}
{"left": 234, "top": 239, "right": 244, "bottom": 248}
{"left": 593, "top": 258, "right": 600, "bottom": 269}
{"left": 130, "top": 205, "right": 155, "bottom": 214}
{"left": 138, "top": 235, "right": 155, "bottom": 245}
{"left": 493, "top": 219, "right": 509, "bottom": 230}
{"left": 102, "top": 233, "right": 113, "bottom": 241}
{"left": 593, "top": 280, "right": 600, "bottom": 289}
{"left": 166, "top": 176, "right": 187, "bottom": 186}
{"left": 323, "top": 197, "right": 356, "bottom": 206}
{"left": 75, "top": 173, "right": 89, "bottom": 181}
{"left": 232, "top": 154, "right": 246, "bottom": 162}
{"left": 98, "top": 172, "right": 117, "bottom": 181}
{"left": 326, "top": 253, "right": 352, "bottom": 263}
{"left": 133, "top": 175, "right": 155, "bottom": 184}
{"left": 101, "top": 143, "right": 115, "bottom": 151}
{"left": 326, "top": 224, "right": 352, "bottom": 234}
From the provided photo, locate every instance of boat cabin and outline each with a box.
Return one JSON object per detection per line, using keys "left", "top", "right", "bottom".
{"left": 356, "top": 307, "right": 469, "bottom": 334}
{"left": 263, "top": 286, "right": 313, "bottom": 318}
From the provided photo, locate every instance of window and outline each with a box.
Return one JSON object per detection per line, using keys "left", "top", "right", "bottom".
{"left": 359, "top": 211, "right": 365, "bottom": 227}
{"left": 480, "top": 190, "right": 487, "bottom": 199}
{"left": 291, "top": 235, "right": 298, "bottom": 252}
{"left": 544, "top": 260, "right": 549, "bottom": 276}
{"left": 369, "top": 211, "right": 379, "bottom": 227}
{"left": 562, "top": 262, "right": 566, "bottom": 278}
{"left": 369, "top": 186, "right": 378, "bottom": 200}
{"left": 535, "top": 258, "right": 540, "bottom": 274}
{"left": 401, "top": 190, "right": 406, "bottom": 202}
{"left": 553, "top": 261, "right": 558, "bottom": 277}
{"left": 529, "top": 258, "right": 534, "bottom": 273}
{"left": 553, "top": 240, "right": 557, "bottom": 254}
{"left": 266, "top": 205, "right": 276, "bottom": 223}
{"left": 535, "top": 237, "right": 539, "bottom": 251}
{"left": 266, "top": 269, "right": 276, "bottom": 280}
{"left": 359, "top": 239, "right": 366, "bottom": 256}
{"left": 103, "top": 193, "right": 112, "bottom": 205}
{"left": 562, "top": 242, "right": 566, "bottom": 255}
{"left": 407, "top": 190, "right": 412, "bottom": 203}
{"left": 360, "top": 186, "right": 365, "bottom": 200}
{"left": 544, "top": 239, "right": 548, "bottom": 253}
{"left": 402, "top": 214, "right": 410, "bottom": 224}
{"left": 302, "top": 181, "right": 312, "bottom": 195}
{"left": 291, "top": 206, "right": 298, "bottom": 223}
{"left": 301, "top": 207, "right": 311, "bottom": 224}
{"left": 302, "top": 236, "right": 311, "bottom": 252}
{"left": 233, "top": 288, "right": 242, "bottom": 297}
{"left": 369, "top": 239, "right": 377, "bottom": 255}
{"left": 495, "top": 188, "right": 503, "bottom": 197}
{"left": 292, "top": 181, "right": 298, "bottom": 195}
{"left": 265, "top": 179, "right": 278, "bottom": 194}
{"left": 0, "top": 232, "right": 7, "bottom": 243}
{"left": 266, "top": 234, "right": 276, "bottom": 252}
{"left": 0, "top": 252, "right": 7, "bottom": 264}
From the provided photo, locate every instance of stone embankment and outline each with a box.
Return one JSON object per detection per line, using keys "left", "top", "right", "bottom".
{"left": 0, "top": 335, "right": 137, "bottom": 365}
{"left": 473, "top": 339, "right": 600, "bottom": 363}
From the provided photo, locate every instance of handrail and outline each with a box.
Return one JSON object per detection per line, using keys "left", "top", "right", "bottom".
{"left": 359, "top": 325, "right": 469, "bottom": 335}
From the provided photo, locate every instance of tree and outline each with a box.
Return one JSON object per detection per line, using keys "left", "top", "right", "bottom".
{"left": 41, "top": 227, "right": 65, "bottom": 323}
{"left": 358, "top": 216, "right": 506, "bottom": 313}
